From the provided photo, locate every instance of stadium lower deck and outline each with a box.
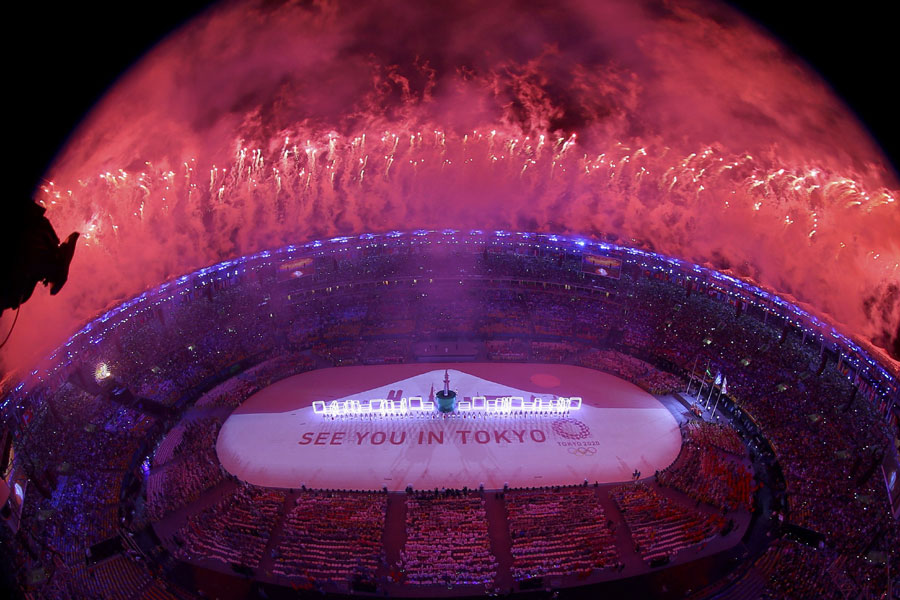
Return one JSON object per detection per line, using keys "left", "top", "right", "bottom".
{"left": 1, "top": 231, "right": 897, "bottom": 599}
{"left": 149, "top": 361, "right": 752, "bottom": 597}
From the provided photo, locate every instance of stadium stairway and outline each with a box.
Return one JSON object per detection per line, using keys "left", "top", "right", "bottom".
{"left": 104, "top": 385, "right": 175, "bottom": 420}
{"left": 255, "top": 491, "right": 295, "bottom": 579}
{"left": 649, "top": 480, "right": 753, "bottom": 560}
{"left": 381, "top": 493, "right": 408, "bottom": 580}
{"left": 152, "top": 479, "right": 238, "bottom": 546}
{"left": 707, "top": 566, "right": 766, "bottom": 600}
{"left": 595, "top": 486, "right": 645, "bottom": 575}
{"left": 483, "top": 492, "right": 514, "bottom": 592}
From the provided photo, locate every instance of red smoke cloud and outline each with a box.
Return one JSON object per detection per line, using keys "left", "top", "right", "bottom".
{"left": 4, "top": 0, "right": 898, "bottom": 377}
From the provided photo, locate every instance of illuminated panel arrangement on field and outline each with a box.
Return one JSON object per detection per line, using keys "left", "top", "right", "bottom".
{"left": 312, "top": 395, "right": 582, "bottom": 418}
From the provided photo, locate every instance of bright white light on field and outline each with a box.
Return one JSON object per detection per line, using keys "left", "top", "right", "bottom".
{"left": 94, "top": 363, "right": 111, "bottom": 381}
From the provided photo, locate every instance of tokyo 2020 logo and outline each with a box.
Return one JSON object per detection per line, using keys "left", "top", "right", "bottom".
{"left": 567, "top": 447, "right": 597, "bottom": 456}
{"left": 552, "top": 418, "right": 591, "bottom": 440}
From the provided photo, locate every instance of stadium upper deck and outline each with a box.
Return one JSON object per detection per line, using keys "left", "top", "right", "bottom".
{"left": 3, "top": 230, "right": 896, "bottom": 420}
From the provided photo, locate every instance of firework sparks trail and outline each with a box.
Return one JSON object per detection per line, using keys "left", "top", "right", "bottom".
{"left": 4, "top": 0, "right": 898, "bottom": 373}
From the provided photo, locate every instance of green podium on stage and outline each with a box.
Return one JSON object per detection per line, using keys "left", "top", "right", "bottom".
{"left": 435, "top": 369, "right": 457, "bottom": 413}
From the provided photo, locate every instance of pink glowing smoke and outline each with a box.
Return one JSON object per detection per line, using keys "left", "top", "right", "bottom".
{"left": 4, "top": 0, "right": 898, "bottom": 376}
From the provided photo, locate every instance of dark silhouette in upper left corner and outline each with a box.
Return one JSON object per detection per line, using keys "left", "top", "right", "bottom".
{"left": 1, "top": 200, "right": 79, "bottom": 314}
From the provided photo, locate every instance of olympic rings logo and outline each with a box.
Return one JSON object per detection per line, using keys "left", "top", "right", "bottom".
{"left": 567, "top": 446, "right": 597, "bottom": 456}
{"left": 552, "top": 418, "right": 592, "bottom": 440}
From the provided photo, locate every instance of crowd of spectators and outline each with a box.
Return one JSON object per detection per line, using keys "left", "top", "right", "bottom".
{"left": 529, "top": 341, "right": 574, "bottom": 363}
{"left": 4, "top": 376, "right": 160, "bottom": 597}
{"left": 577, "top": 348, "right": 682, "bottom": 394}
{"left": 752, "top": 538, "right": 844, "bottom": 600}
{"left": 151, "top": 424, "right": 185, "bottom": 467}
{"left": 272, "top": 491, "right": 386, "bottom": 586}
{"left": 618, "top": 274, "right": 894, "bottom": 558}
{"left": 33, "top": 552, "right": 178, "bottom": 600}
{"left": 168, "top": 418, "right": 222, "bottom": 462}
{"left": 146, "top": 452, "right": 225, "bottom": 521}
{"left": 611, "top": 483, "right": 727, "bottom": 564}
{"left": 400, "top": 491, "right": 497, "bottom": 587}
{"left": 527, "top": 293, "right": 576, "bottom": 338}
{"left": 193, "top": 354, "right": 315, "bottom": 410}
{"left": 505, "top": 488, "right": 620, "bottom": 579}
{"left": 70, "top": 555, "right": 160, "bottom": 600}
{"left": 173, "top": 485, "right": 284, "bottom": 570}
{"left": 657, "top": 423, "right": 756, "bottom": 512}
{"left": 683, "top": 421, "right": 745, "bottom": 456}
{"left": 361, "top": 339, "right": 407, "bottom": 364}
{"left": 485, "top": 339, "right": 528, "bottom": 361}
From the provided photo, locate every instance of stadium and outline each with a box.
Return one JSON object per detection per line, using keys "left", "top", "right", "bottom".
{"left": 1, "top": 230, "right": 897, "bottom": 598}
{"left": 3, "top": 1, "right": 900, "bottom": 599}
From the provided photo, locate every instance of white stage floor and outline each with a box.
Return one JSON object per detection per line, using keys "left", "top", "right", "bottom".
{"left": 216, "top": 363, "right": 682, "bottom": 490}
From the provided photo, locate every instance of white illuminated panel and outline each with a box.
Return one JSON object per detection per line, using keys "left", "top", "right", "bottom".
{"left": 313, "top": 394, "right": 582, "bottom": 418}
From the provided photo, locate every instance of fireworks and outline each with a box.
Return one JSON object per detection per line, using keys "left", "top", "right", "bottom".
{"left": 4, "top": 0, "right": 898, "bottom": 373}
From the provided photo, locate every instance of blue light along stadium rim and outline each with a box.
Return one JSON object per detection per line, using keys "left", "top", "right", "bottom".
{"left": 3, "top": 229, "right": 897, "bottom": 409}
